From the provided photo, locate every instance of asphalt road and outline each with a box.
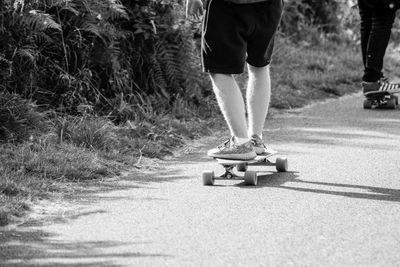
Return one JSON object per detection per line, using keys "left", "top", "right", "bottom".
{"left": 1, "top": 93, "right": 400, "bottom": 266}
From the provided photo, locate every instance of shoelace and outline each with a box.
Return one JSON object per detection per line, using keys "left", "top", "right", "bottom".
{"left": 218, "top": 137, "right": 239, "bottom": 150}
{"left": 251, "top": 138, "right": 264, "bottom": 147}
{"left": 217, "top": 138, "right": 231, "bottom": 150}
{"left": 380, "top": 77, "right": 389, "bottom": 83}
{"left": 252, "top": 138, "right": 273, "bottom": 152}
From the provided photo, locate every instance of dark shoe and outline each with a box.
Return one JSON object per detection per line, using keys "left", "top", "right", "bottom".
{"left": 362, "top": 79, "right": 400, "bottom": 96}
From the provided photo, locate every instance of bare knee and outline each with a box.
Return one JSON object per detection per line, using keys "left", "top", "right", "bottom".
{"left": 247, "top": 64, "right": 270, "bottom": 75}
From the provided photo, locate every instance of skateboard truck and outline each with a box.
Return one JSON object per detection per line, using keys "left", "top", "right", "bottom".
{"left": 220, "top": 165, "right": 237, "bottom": 180}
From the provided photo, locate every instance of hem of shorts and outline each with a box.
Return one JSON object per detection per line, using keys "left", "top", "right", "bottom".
{"left": 246, "top": 60, "right": 271, "bottom": 68}
{"left": 203, "top": 66, "right": 244, "bottom": 74}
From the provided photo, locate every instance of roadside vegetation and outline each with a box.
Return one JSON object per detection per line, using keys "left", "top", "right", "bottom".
{"left": 0, "top": 0, "right": 384, "bottom": 225}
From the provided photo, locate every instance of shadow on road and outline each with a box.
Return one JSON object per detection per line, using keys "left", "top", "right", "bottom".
{"left": 0, "top": 167, "right": 184, "bottom": 265}
{"left": 265, "top": 96, "right": 400, "bottom": 152}
{"left": 278, "top": 179, "right": 400, "bottom": 203}
{"left": 0, "top": 228, "right": 169, "bottom": 267}
{"left": 235, "top": 171, "right": 300, "bottom": 188}
{"left": 238, "top": 171, "right": 400, "bottom": 203}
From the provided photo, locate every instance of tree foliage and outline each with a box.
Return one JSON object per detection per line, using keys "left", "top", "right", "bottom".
{"left": 0, "top": 0, "right": 357, "bottom": 120}
{"left": 281, "top": 0, "right": 356, "bottom": 38}
{"left": 0, "top": 0, "right": 207, "bottom": 118}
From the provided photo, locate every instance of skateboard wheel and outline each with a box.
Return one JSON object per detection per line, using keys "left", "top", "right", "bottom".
{"left": 237, "top": 163, "right": 247, "bottom": 172}
{"left": 363, "top": 99, "right": 372, "bottom": 109}
{"left": 276, "top": 157, "right": 288, "bottom": 172}
{"left": 244, "top": 171, "right": 257, "bottom": 186}
{"left": 202, "top": 171, "right": 215, "bottom": 186}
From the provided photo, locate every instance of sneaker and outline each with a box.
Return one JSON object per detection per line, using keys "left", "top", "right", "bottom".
{"left": 250, "top": 134, "right": 277, "bottom": 156}
{"left": 362, "top": 78, "right": 400, "bottom": 96}
{"left": 207, "top": 136, "right": 257, "bottom": 160}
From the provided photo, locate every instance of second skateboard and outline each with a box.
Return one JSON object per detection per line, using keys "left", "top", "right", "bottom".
{"left": 363, "top": 91, "right": 399, "bottom": 109}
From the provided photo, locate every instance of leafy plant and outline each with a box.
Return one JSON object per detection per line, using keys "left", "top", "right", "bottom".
{"left": 0, "top": 0, "right": 210, "bottom": 119}
{"left": 0, "top": 91, "right": 47, "bottom": 143}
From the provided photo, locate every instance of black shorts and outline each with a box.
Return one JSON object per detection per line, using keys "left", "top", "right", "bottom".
{"left": 201, "top": 0, "right": 284, "bottom": 74}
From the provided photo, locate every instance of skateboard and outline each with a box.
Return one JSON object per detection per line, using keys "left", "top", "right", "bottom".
{"left": 202, "top": 153, "right": 288, "bottom": 186}
{"left": 363, "top": 91, "right": 399, "bottom": 109}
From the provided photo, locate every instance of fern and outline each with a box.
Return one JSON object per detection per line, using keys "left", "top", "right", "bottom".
{"left": 73, "top": 0, "right": 128, "bottom": 21}
{"left": 15, "top": 47, "right": 38, "bottom": 68}
{"left": 0, "top": 0, "right": 210, "bottom": 118}
{"left": 103, "top": 0, "right": 128, "bottom": 21}
{"left": 150, "top": 55, "right": 169, "bottom": 99}
{"left": 156, "top": 39, "right": 181, "bottom": 92}
{"left": 19, "top": 10, "right": 61, "bottom": 32}
{"left": 56, "top": 1, "right": 80, "bottom": 16}
{"left": 0, "top": 53, "right": 12, "bottom": 78}
{"left": 177, "top": 27, "right": 208, "bottom": 100}
{"left": 79, "top": 19, "right": 105, "bottom": 40}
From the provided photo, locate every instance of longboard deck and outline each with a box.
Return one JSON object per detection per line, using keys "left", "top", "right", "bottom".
{"left": 215, "top": 153, "right": 277, "bottom": 165}
{"left": 365, "top": 91, "right": 398, "bottom": 98}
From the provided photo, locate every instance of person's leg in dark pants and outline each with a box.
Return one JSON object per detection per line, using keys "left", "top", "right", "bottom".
{"left": 358, "top": 0, "right": 397, "bottom": 82}
{"left": 358, "top": 0, "right": 372, "bottom": 71}
{"left": 358, "top": 0, "right": 400, "bottom": 95}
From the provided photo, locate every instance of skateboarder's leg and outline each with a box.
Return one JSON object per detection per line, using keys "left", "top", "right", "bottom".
{"left": 209, "top": 73, "right": 248, "bottom": 140}
{"left": 246, "top": 64, "right": 277, "bottom": 155}
{"left": 358, "top": 0, "right": 372, "bottom": 74}
{"left": 206, "top": 73, "right": 256, "bottom": 160}
{"left": 246, "top": 64, "right": 271, "bottom": 139}
{"left": 244, "top": 0, "right": 283, "bottom": 154}
{"left": 358, "top": 0, "right": 400, "bottom": 94}
{"left": 358, "top": 0, "right": 396, "bottom": 83}
{"left": 363, "top": 8, "right": 396, "bottom": 82}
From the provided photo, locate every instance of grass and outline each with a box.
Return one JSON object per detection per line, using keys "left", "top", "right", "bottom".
{"left": 236, "top": 35, "right": 363, "bottom": 109}
{"left": 0, "top": 103, "right": 219, "bottom": 226}
{"left": 270, "top": 36, "right": 362, "bottom": 108}
{"left": 0, "top": 142, "right": 117, "bottom": 225}
{"left": 0, "top": 34, "right": 386, "bottom": 226}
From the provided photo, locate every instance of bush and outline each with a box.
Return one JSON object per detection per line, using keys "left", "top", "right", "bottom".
{"left": 54, "top": 115, "right": 119, "bottom": 151}
{"left": 281, "top": 0, "right": 349, "bottom": 39}
{"left": 0, "top": 0, "right": 359, "bottom": 122}
{"left": 0, "top": 91, "right": 47, "bottom": 143}
{"left": 0, "top": 0, "right": 209, "bottom": 119}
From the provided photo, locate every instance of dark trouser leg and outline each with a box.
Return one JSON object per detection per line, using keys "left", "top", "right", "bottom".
{"left": 358, "top": 0, "right": 372, "bottom": 68}
{"left": 359, "top": 0, "right": 397, "bottom": 82}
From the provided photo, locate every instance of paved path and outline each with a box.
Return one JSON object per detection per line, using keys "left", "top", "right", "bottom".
{"left": 1, "top": 93, "right": 400, "bottom": 266}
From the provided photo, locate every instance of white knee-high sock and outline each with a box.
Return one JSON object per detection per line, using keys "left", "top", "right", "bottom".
{"left": 246, "top": 65, "right": 271, "bottom": 138}
{"left": 210, "top": 73, "right": 248, "bottom": 139}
